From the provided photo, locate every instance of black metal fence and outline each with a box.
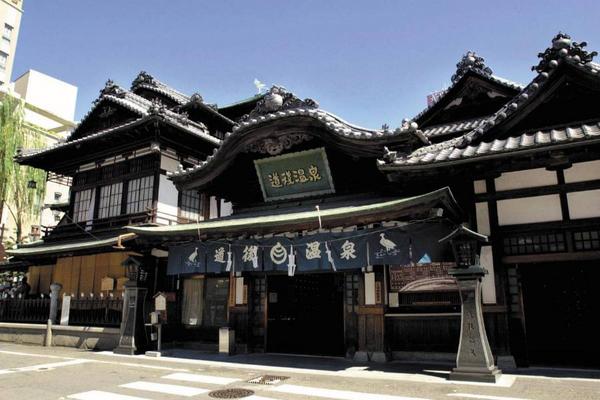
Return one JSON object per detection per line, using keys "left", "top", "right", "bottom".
{"left": 67, "top": 298, "right": 124, "bottom": 328}
{"left": 0, "top": 298, "right": 51, "bottom": 323}
{"left": 0, "top": 297, "right": 123, "bottom": 327}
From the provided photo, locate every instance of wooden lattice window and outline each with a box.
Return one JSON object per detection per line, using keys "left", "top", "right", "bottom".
{"left": 503, "top": 232, "right": 566, "bottom": 255}
{"left": 97, "top": 182, "right": 123, "bottom": 219}
{"left": 573, "top": 230, "right": 600, "bottom": 251}
{"left": 72, "top": 189, "right": 93, "bottom": 222}
{"left": 126, "top": 175, "right": 154, "bottom": 214}
{"left": 179, "top": 190, "right": 202, "bottom": 222}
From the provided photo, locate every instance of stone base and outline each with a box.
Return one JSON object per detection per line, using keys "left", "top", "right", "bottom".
{"left": 449, "top": 367, "right": 502, "bottom": 383}
{"left": 145, "top": 351, "right": 161, "bottom": 357}
{"left": 113, "top": 345, "right": 136, "bottom": 356}
{"left": 353, "top": 351, "right": 388, "bottom": 363}
{"left": 497, "top": 355, "right": 517, "bottom": 370}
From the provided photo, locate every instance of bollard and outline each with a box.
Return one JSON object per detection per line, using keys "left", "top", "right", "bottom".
{"left": 45, "top": 319, "right": 52, "bottom": 347}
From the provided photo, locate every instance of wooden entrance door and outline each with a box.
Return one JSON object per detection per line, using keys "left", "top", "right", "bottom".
{"left": 520, "top": 261, "right": 600, "bottom": 367}
{"left": 266, "top": 273, "right": 344, "bottom": 356}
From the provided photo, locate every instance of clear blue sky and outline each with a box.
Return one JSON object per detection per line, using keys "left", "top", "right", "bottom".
{"left": 12, "top": 1, "right": 600, "bottom": 128}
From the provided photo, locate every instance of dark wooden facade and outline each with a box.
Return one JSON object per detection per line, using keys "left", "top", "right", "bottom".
{"left": 9, "top": 33, "right": 600, "bottom": 367}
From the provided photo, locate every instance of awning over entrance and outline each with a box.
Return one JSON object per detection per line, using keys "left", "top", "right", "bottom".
{"left": 127, "top": 187, "right": 462, "bottom": 239}
{"left": 6, "top": 234, "right": 137, "bottom": 258}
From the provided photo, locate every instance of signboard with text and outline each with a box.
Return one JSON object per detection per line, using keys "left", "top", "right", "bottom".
{"left": 254, "top": 147, "right": 335, "bottom": 202}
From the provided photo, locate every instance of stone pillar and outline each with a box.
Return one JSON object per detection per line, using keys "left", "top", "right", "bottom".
{"left": 49, "top": 283, "right": 62, "bottom": 324}
{"left": 449, "top": 266, "right": 501, "bottom": 383}
{"left": 114, "top": 281, "right": 147, "bottom": 355}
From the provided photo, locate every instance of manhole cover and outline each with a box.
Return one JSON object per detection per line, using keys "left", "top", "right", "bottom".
{"left": 247, "top": 375, "right": 290, "bottom": 385}
{"left": 208, "top": 388, "right": 255, "bottom": 399}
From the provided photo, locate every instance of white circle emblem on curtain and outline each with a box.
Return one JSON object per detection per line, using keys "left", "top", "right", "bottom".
{"left": 270, "top": 242, "right": 288, "bottom": 265}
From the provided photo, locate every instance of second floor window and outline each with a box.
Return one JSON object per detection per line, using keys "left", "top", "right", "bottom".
{"left": 179, "top": 190, "right": 202, "bottom": 222}
{"left": 126, "top": 175, "right": 154, "bottom": 214}
{"left": 73, "top": 189, "right": 94, "bottom": 223}
{"left": 97, "top": 182, "right": 123, "bottom": 219}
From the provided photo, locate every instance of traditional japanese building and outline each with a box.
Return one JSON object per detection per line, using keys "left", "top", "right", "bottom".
{"left": 5, "top": 33, "right": 600, "bottom": 369}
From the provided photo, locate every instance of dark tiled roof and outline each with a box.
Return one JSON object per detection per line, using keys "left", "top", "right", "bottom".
{"left": 381, "top": 34, "right": 600, "bottom": 170}
{"left": 379, "top": 121, "right": 600, "bottom": 169}
{"left": 413, "top": 69, "right": 523, "bottom": 123}
{"left": 168, "top": 107, "right": 426, "bottom": 179}
{"left": 17, "top": 86, "right": 221, "bottom": 162}
{"left": 422, "top": 116, "right": 490, "bottom": 138}
{"left": 131, "top": 71, "right": 190, "bottom": 105}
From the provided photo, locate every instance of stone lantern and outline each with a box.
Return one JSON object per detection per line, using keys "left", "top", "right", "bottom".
{"left": 114, "top": 256, "right": 147, "bottom": 355}
{"left": 440, "top": 225, "right": 502, "bottom": 383}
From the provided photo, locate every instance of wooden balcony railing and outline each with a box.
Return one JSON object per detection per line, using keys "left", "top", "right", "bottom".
{"left": 42, "top": 211, "right": 155, "bottom": 242}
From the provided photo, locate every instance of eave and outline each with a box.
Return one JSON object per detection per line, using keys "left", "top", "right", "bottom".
{"left": 169, "top": 108, "right": 428, "bottom": 191}
{"left": 127, "top": 187, "right": 462, "bottom": 240}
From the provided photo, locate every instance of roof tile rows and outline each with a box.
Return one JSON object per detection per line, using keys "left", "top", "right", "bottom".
{"left": 380, "top": 121, "right": 600, "bottom": 169}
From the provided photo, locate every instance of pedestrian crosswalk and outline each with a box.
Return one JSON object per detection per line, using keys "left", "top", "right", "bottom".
{"left": 65, "top": 371, "right": 521, "bottom": 400}
{"left": 119, "top": 381, "right": 209, "bottom": 397}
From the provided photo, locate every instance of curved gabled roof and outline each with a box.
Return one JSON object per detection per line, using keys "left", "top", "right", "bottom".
{"left": 131, "top": 71, "right": 191, "bottom": 105}
{"left": 168, "top": 86, "right": 428, "bottom": 188}
{"left": 413, "top": 51, "right": 523, "bottom": 126}
{"left": 379, "top": 33, "right": 600, "bottom": 171}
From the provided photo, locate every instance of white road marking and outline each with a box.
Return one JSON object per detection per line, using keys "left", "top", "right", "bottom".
{"left": 272, "top": 384, "right": 431, "bottom": 400}
{"left": 68, "top": 391, "right": 150, "bottom": 400}
{"left": 0, "top": 349, "right": 75, "bottom": 360}
{"left": 120, "top": 381, "right": 209, "bottom": 397}
{"left": 162, "top": 372, "right": 240, "bottom": 385}
{"left": 0, "top": 359, "right": 91, "bottom": 375}
{"left": 97, "top": 352, "right": 516, "bottom": 388}
{"left": 0, "top": 349, "right": 188, "bottom": 372}
{"left": 447, "top": 395, "right": 532, "bottom": 400}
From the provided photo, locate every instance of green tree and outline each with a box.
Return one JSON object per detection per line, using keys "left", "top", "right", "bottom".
{"left": 0, "top": 92, "right": 46, "bottom": 244}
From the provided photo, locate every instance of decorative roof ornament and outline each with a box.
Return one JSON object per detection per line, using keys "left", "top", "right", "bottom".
{"left": 532, "top": 32, "right": 597, "bottom": 72}
{"left": 393, "top": 118, "right": 419, "bottom": 134}
{"left": 245, "top": 134, "right": 313, "bottom": 155}
{"left": 451, "top": 51, "right": 493, "bottom": 83}
{"left": 148, "top": 98, "right": 167, "bottom": 115}
{"left": 131, "top": 71, "right": 157, "bottom": 89}
{"left": 97, "top": 79, "right": 125, "bottom": 101}
{"left": 239, "top": 85, "right": 319, "bottom": 122}
{"left": 190, "top": 92, "right": 204, "bottom": 103}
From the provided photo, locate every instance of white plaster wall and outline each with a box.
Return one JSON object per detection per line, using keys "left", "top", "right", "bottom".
{"left": 567, "top": 189, "right": 600, "bottom": 220}
{"left": 480, "top": 246, "right": 497, "bottom": 304}
{"left": 494, "top": 168, "right": 557, "bottom": 191}
{"left": 475, "top": 202, "right": 491, "bottom": 236}
{"left": 209, "top": 196, "right": 219, "bottom": 219}
{"left": 497, "top": 194, "right": 562, "bottom": 226}
{"left": 156, "top": 175, "right": 178, "bottom": 225}
{"left": 473, "top": 180, "right": 487, "bottom": 194}
{"left": 564, "top": 160, "right": 600, "bottom": 183}
{"left": 160, "top": 154, "right": 179, "bottom": 171}
{"left": 220, "top": 200, "right": 233, "bottom": 217}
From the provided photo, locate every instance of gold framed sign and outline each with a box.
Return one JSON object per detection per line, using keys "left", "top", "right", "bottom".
{"left": 254, "top": 147, "right": 335, "bottom": 202}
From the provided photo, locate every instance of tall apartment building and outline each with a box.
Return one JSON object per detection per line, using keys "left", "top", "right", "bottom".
{"left": 0, "top": 0, "right": 23, "bottom": 86}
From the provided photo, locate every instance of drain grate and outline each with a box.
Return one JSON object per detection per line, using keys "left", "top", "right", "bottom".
{"left": 208, "top": 388, "right": 255, "bottom": 399}
{"left": 247, "top": 375, "right": 290, "bottom": 385}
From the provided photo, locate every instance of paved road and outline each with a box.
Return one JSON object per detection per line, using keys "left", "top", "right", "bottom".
{"left": 0, "top": 343, "right": 599, "bottom": 400}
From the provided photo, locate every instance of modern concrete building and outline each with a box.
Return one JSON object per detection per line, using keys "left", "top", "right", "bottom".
{"left": 0, "top": 69, "right": 77, "bottom": 243}
{"left": 0, "top": 0, "right": 23, "bottom": 86}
